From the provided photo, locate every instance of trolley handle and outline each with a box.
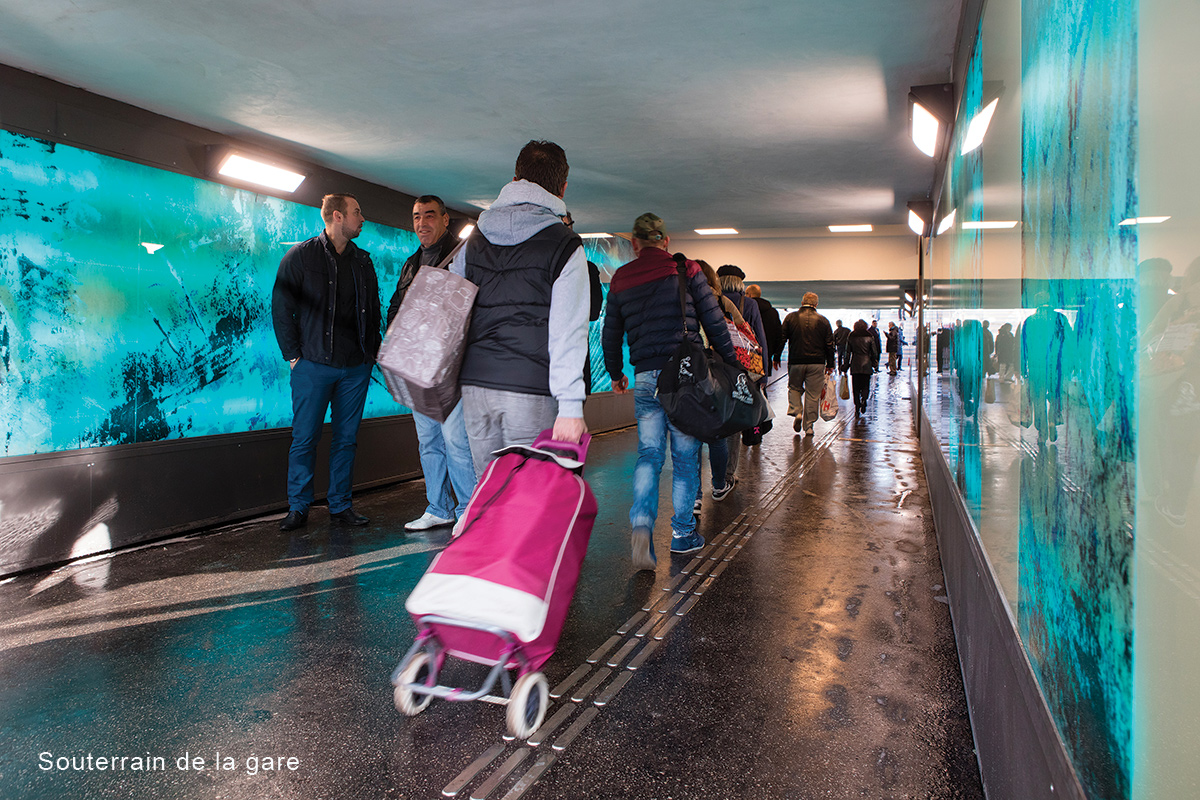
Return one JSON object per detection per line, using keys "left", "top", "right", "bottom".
{"left": 531, "top": 429, "right": 591, "bottom": 463}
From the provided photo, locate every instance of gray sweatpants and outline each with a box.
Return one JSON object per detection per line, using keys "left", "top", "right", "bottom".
{"left": 461, "top": 385, "right": 558, "bottom": 475}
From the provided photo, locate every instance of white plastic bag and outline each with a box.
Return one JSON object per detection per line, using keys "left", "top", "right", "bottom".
{"left": 819, "top": 372, "right": 838, "bottom": 421}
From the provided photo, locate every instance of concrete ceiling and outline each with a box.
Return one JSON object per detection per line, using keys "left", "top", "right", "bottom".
{"left": 0, "top": 0, "right": 962, "bottom": 234}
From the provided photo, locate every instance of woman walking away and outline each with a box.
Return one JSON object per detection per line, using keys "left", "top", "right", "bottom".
{"left": 689, "top": 261, "right": 744, "bottom": 506}
{"left": 843, "top": 320, "right": 878, "bottom": 416}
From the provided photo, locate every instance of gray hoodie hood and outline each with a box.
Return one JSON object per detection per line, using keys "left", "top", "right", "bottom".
{"left": 476, "top": 179, "right": 567, "bottom": 246}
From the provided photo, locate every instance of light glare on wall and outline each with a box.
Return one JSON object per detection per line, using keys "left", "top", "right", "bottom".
{"left": 216, "top": 153, "right": 306, "bottom": 193}
{"left": 962, "top": 220, "right": 1020, "bottom": 230}
{"left": 961, "top": 98, "right": 1000, "bottom": 154}
{"left": 828, "top": 224, "right": 873, "bottom": 233}
{"left": 937, "top": 209, "right": 956, "bottom": 235}
{"left": 1118, "top": 216, "right": 1171, "bottom": 226}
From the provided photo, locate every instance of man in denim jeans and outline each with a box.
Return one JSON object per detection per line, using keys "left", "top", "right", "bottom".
{"left": 601, "top": 213, "right": 737, "bottom": 571}
{"left": 386, "top": 195, "right": 478, "bottom": 531}
{"left": 272, "top": 194, "right": 381, "bottom": 530}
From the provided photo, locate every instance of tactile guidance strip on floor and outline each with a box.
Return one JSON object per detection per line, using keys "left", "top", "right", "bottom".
{"left": 440, "top": 421, "right": 847, "bottom": 799}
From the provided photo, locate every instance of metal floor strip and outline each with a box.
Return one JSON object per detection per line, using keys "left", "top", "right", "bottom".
{"left": 552, "top": 706, "right": 600, "bottom": 751}
{"left": 443, "top": 743, "right": 507, "bottom": 797}
{"left": 570, "top": 667, "right": 612, "bottom": 703}
{"left": 549, "top": 664, "right": 591, "bottom": 699}
{"left": 500, "top": 752, "right": 557, "bottom": 800}
{"left": 470, "top": 749, "right": 529, "bottom": 800}
{"left": 526, "top": 704, "right": 576, "bottom": 748}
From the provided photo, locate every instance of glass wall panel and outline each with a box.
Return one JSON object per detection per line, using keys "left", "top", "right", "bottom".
{"left": 1132, "top": 0, "right": 1200, "bottom": 797}
{"left": 923, "top": 0, "right": 1139, "bottom": 796}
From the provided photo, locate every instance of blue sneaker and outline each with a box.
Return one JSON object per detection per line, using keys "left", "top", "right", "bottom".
{"left": 670, "top": 531, "right": 705, "bottom": 554}
{"left": 631, "top": 527, "right": 657, "bottom": 571}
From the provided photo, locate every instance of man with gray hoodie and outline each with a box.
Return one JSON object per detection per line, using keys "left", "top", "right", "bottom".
{"left": 451, "top": 140, "right": 590, "bottom": 473}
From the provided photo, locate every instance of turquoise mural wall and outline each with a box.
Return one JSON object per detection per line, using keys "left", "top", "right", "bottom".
{"left": 0, "top": 129, "right": 414, "bottom": 456}
{"left": 0, "top": 129, "right": 632, "bottom": 459}
{"left": 1021, "top": 0, "right": 1136, "bottom": 795}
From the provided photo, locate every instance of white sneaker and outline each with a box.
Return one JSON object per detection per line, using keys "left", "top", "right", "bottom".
{"left": 404, "top": 512, "right": 455, "bottom": 531}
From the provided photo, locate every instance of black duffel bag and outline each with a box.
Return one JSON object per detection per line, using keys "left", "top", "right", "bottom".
{"left": 656, "top": 257, "right": 769, "bottom": 443}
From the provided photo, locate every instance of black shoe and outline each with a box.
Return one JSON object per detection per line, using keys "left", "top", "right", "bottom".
{"left": 330, "top": 508, "right": 369, "bottom": 526}
{"left": 280, "top": 510, "right": 309, "bottom": 531}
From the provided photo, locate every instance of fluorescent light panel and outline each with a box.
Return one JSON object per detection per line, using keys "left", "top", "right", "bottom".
{"left": 961, "top": 98, "right": 1000, "bottom": 154}
{"left": 579, "top": 232, "right": 612, "bottom": 239}
{"left": 217, "top": 153, "right": 305, "bottom": 193}
{"left": 458, "top": 224, "right": 475, "bottom": 239}
{"left": 695, "top": 228, "right": 739, "bottom": 235}
{"left": 962, "top": 220, "right": 1020, "bottom": 230}
{"left": 828, "top": 224, "right": 873, "bottom": 233}
{"left": 1118, "top": 216, "right": 1171, "bottom": 226}
{"left": 911, "top": 102, "right": 940, "bottom": 157}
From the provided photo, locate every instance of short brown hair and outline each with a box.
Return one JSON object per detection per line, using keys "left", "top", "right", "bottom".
{"left": 802, "top": 292, "right": 819, "bottom": 306}
{"left": 321, "top": 193, "right": 358, "bottom": 224}
{"left": 515, "top": 140, "right": 569, "bottom": 196}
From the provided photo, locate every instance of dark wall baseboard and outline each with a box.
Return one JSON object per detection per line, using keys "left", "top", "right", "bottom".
{"left": 0, "top": 415, "right": 421, "bottom": 577}
{"left": 0, "top": 393, "right": 635, "bottom": 578}
{"left": 915, "top": 398, "right": 1085, "bottom": 800}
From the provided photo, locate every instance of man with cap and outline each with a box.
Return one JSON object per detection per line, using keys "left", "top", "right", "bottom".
{"left": 450, "top": 140, "right": 590, "bottom": 474}
{"left": 780, "top": 292, "right": 835, "bottom": 436}
{"left": 602, "top": 213, "right": 737, "bottom": 571}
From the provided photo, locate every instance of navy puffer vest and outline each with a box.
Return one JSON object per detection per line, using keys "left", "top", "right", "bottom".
{"left": 460, "top": 224, "right": 581, "bottom": 395}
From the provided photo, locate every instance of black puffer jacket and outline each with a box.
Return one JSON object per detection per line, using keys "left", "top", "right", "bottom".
{"left": 781, "top": 306, "right": 835, "bottom": 368}
{"left": 272, "top": 231, "right": 381, "bottom": 365}
{"left": 602, "top": 248, "right": 736, "bottom": 375}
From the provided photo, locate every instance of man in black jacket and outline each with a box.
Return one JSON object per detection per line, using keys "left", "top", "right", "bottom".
{"left": 272, "top": 193, "right": 381, "bottom": 530}
{"left": 780, "top": 292, "right": 835, "bottom": 436}
{"left": 601, "top": 213, "right": 737, "bottom": 570}
{"left": 386, "top": 196, "right": 477, "bottom": 532}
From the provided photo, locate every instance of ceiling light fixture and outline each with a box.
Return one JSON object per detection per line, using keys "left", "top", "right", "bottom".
{"left": 1118, "top": 216, "right": 1171, "bottom": 226}
{"left": 828, "top": 224, "right": 873, "bottom": 233}
{"left": 579, "top": 233, "right": 613, "bottom": 239}
{"left": 908, "top": 84, "right": 955, "bottom": 159}
{"left": 962, "top": 220, "right": 1020, "bottom": 230}
{"left": 695, "top": 228, "right": 739, "bottom": 235}
{"left": 214, "top": 151, "right": 305, "bottom": 193}
{"left": 937, "top": 208, "right": 956, "bottom": 235}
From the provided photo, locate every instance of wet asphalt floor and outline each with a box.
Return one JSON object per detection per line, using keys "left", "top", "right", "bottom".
{"left": 0, "top": 373, "right": 984, "bottom": 800}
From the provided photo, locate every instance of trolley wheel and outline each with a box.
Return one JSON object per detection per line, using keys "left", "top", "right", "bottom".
{"left": 506, "top": 672, "right": 549, "bottom": 740}
{"left": 394, "top": 652, "right": 434, "bottom": 716}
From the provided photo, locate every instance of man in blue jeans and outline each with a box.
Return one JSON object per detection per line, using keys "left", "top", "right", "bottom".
{"left": 386, "top": 195, "right": 477, "bottom": 531}
{"left": 272, "top": 193, "right": 382, "bottom": 530}
{"left": 601, "top": 213, "right": 737, "bottom": 571}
